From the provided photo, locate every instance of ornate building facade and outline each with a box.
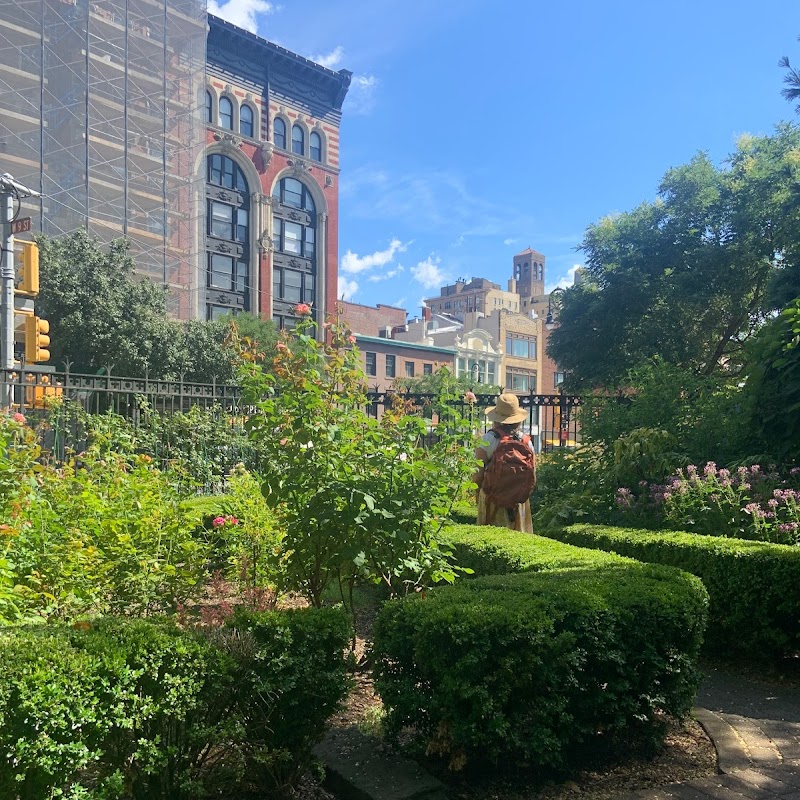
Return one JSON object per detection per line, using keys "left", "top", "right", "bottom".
{"left": 204, "top": 16, "right": 351, "bottom": 326}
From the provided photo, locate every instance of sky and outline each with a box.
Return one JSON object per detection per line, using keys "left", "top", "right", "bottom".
{"left": 209, "top": 0, "right": 799, "bottom": 315}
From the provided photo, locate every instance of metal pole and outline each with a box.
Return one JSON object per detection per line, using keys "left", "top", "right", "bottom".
{"left": 0, "top": 190, "right": 14, "bottom": 408}
{"left": 0, "top": 173, "right": 41, "bottom": 409}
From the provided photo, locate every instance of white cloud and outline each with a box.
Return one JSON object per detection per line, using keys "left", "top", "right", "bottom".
{"left": 545, "top": 264, "right": 583, "bottom": 294}
{"left": 208, "top": 0, "right": 275, "bottom": 33}
{"left": 503, "top": 238, "right": 518, "bottom": 246}
{"left": 411, "top": 255, "right": 449, "bottom": 290}
{"left": 367, "top": 265, "right": 405, "bottom": 282}
{"left": 340, "top": 238, "right": 407, "bottom": 275}
{"left": 338, "top": 276, "right": 359, "bottom": 301}
{"left": 345, "top": 74, "right": 379, "bottom": 115}
{"left": 310, "top": 46, "right": 344, "bottom": 69}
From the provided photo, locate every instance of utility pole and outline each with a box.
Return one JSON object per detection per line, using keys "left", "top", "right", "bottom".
{"left": 0, "top": 173, "right": 40, "bottom": 408}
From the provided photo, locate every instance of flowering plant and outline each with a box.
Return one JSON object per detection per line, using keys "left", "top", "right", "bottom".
{"left": 615, "top": 462, "right": 800, "bottom": 543}
{"left": 236, "top": 305, "right": 476, "bottom": 608}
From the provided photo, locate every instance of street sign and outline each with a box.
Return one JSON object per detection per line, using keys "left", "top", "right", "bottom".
{"left": 11, "top": 218, "right": 31, "bottom": 234}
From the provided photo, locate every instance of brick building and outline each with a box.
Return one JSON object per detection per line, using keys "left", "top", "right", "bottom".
{"left": 355, "top": 335, "right": 455, "bottom": 393}
{"left": 204, "top": 16, "right": 351, "bottom": 326}
{"left": 339, "top": 301, "right": 407, "bottom": 337}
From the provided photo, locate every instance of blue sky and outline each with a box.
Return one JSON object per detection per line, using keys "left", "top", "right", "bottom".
{"left": 209, "top": 0, "right": 799, "bottom": 315}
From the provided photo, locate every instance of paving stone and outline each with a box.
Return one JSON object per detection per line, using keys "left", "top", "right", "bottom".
{"left": 314, "top": 727, "right": 448, "bottom": 800}
{"left": 685, "top": 776, "right": 749, "bottom": 800}
{"left": 725, "top": 767, "right": 793, "bottom": 795}
{"left": 694, "top": 708, "right": 753, "bottom": 773}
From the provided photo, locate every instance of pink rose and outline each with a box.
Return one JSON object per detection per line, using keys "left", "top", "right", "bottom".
{"left": 11, "top": 413, "right": 25, "bottom": 425}
{"left": 212, "top": 516, "right": 226, "bottom": 528}
{"left": 464, "top": 391, "right": 477, "bottom": 404}
{"left": 348, "top": 335, "right": 356, "bottom": 344}
{"left": 295, "top": 303, "right": 311, "bottom": 315}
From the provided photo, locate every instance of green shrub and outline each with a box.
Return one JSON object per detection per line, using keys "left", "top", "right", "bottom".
{"left": 373, "top": 526, "right": 707, "bottom": 771}
{"left": 449, "top": 501, "right": 477, "bottom": 525}
{"left": 0, "top": 610, "right": 351, "bottom": 799}
{"left": 550, "top": 524, "right": 800, "bottom": 659}
{"left": 227, "top": 607, "right": 353, "bottom": 792}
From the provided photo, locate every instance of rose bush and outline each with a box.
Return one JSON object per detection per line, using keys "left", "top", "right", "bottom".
{"left": 236, "top": 305, "right": 476, "bottom": 608}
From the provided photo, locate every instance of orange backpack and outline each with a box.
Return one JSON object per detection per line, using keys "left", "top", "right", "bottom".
{"left": 481, "top": 431, "right": 537, "bottom": 509}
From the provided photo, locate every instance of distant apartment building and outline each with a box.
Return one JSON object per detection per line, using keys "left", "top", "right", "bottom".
{"left": 402, "top": 248, "right": 553, "bottom": 392}
{"left": 0, "top": 3, "right": 351, "bottom": 325}
{"left": 355, "top": 334, "right": 454, "bottom": 394}
{"left": 339, "top": 301, "right": 407, "bottom": 337}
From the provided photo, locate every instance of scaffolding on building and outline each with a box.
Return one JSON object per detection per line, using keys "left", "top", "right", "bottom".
{"left": 0, "top": 0, "right": 206, "bottom": 318}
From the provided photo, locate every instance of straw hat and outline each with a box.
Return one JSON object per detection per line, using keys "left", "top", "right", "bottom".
{"left": 485, "top": 393, "right": 528, "bottom": 424}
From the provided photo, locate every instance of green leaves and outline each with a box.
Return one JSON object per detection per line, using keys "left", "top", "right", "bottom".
{"left": 236, "top": 313, "right": 476, "bottom": 608}
{"left": 548, "top": 126, "right": 800, "bottom": 388}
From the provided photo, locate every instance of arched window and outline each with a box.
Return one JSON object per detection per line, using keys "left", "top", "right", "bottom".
{"left": 271, "top": 177, "right": 317, "bottom": 330}
{"left": 240, "top": 104, "right": 254, "bottom": 138}
{"left": 310, "top": 131, "right": 322, "bottom": 162}
{"left": 205, "top": 154, "right": 250, "bottom": 319}
{"left": 205, "top": 90, "right": 213, "bottom": 124}
{"left": 291, "top": 124, "right": 304, "bottom": 155}
{"left": 274, "top": 117, "right": 286, "bottom": 149}
{"left": 219, "top": 96, "right": 233, "bottom": 130}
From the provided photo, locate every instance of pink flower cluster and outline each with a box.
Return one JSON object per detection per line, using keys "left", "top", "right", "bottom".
{"left": 212, "top": 515, "right": 239, "bottom": 528}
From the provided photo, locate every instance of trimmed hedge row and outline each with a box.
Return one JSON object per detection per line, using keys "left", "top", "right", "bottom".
{"left": 372, "top": 524, "right": 708, "bottom": 771}
{"left": 0, "top": 609, "right": 351, "bottom": 799}
{"left": 549, "top": 523, "right": 800, "bottom": 660}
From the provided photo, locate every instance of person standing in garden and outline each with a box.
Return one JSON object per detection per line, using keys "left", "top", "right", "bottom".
{"left": 474, "top": 393, "right": 536, "bottom": 532}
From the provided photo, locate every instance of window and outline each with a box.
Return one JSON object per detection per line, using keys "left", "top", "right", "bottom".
{"left": 272, "top": 176, "right": 318, "bottom": 329}
{"left": 219, "top": 96, "right": 233, "bottom": 130}
{"left": 273, "top": 266, "right": 314, "bottom": 305}
{"left": 506, "top": 367, "right": 537, "bottom": 392}
{"left": 240, "top": 104, "right": 254, "bottom": 138}
{"left": 292, "top": 124, "right": 304, "bottom": 155}
{"left": 505, "top": 333, "right": 537, "bottom": 359}
{"left": 205, "top": 90, "right": 213, "bottom": 124}
{"left": 365, "top": 352, "right": 377, "bottom": 376}
{"left": 554, "top": 371, "right": 566, "bottom": 388}
{"left": 385, "top": 354, "right": 396, "bottom": 378}
{"left": 405, "top": 361, "right": 415, "bottom": 378}
{"left": 208, "top": 254, "right": 248, "bottom": 293}
{"left": 423, "top": 363, "right": 433, "bottom": 375}
{"left": 205, "top": 154, "right": 250, "bottom": 320}
{"left": 274, "top": 117, "right": 286, "bottom": 149}
{"left": 310, "top": 131, "right": 322, "bottom": 161}
{"left": 207, "top": 153, "right": 247, "bottom": 192}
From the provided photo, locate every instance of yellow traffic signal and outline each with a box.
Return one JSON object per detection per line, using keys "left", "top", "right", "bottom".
{"left": 15, "top": 240, "right": 39, "bottom": 296}
{"left": 24, "top": 316, "right": 50, "bottom": 363}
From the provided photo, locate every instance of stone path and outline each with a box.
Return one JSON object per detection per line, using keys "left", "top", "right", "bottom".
{"left": 616, "top": 667, "right": 800, "bottom": 799}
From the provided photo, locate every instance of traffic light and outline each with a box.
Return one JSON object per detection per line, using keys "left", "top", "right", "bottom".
{"left": 15, "top": 240, "right": 39, "bottom": 296}
{"left": 24, "top": 315, "right": 50, "bottom": 363}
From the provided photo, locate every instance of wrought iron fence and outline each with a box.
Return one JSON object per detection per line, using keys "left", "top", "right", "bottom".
{"left": 363, "top": 390, "right": 582, "bottom": 454}
{"left": 2, "top": 366, "right": 582, "bottom": 459}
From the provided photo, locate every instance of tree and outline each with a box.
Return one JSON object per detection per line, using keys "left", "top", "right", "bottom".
{"left": 35, "top": 231, "right": 276, "bottom": 381}
{"left": 547, "top": 126, "right": 800, "bottom": 388}
{"left": 392, "top": 366, "right": 501, "bottom": 396}
{"left": 744, "top": 298, "right": 800, "bottom": 462}
{"left": 779, "top": 36, "right": 800, "bottom": 114}
{"left": 37, "top": 231, "right": 174, "bottom": 376}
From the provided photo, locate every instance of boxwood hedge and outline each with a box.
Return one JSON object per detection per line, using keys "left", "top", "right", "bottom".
{"left": 0, "top": 608, "right": 351, "bottom": 799}
{"left": 550, "top": 523, "right": 800, "bottom": 660}
{"left": 372, "top": 524, "right": 708, "bottom": 771}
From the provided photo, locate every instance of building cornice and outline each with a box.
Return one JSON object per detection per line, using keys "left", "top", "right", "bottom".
{"left": 208, "top": 15, "right": 352, "bottom": 111}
